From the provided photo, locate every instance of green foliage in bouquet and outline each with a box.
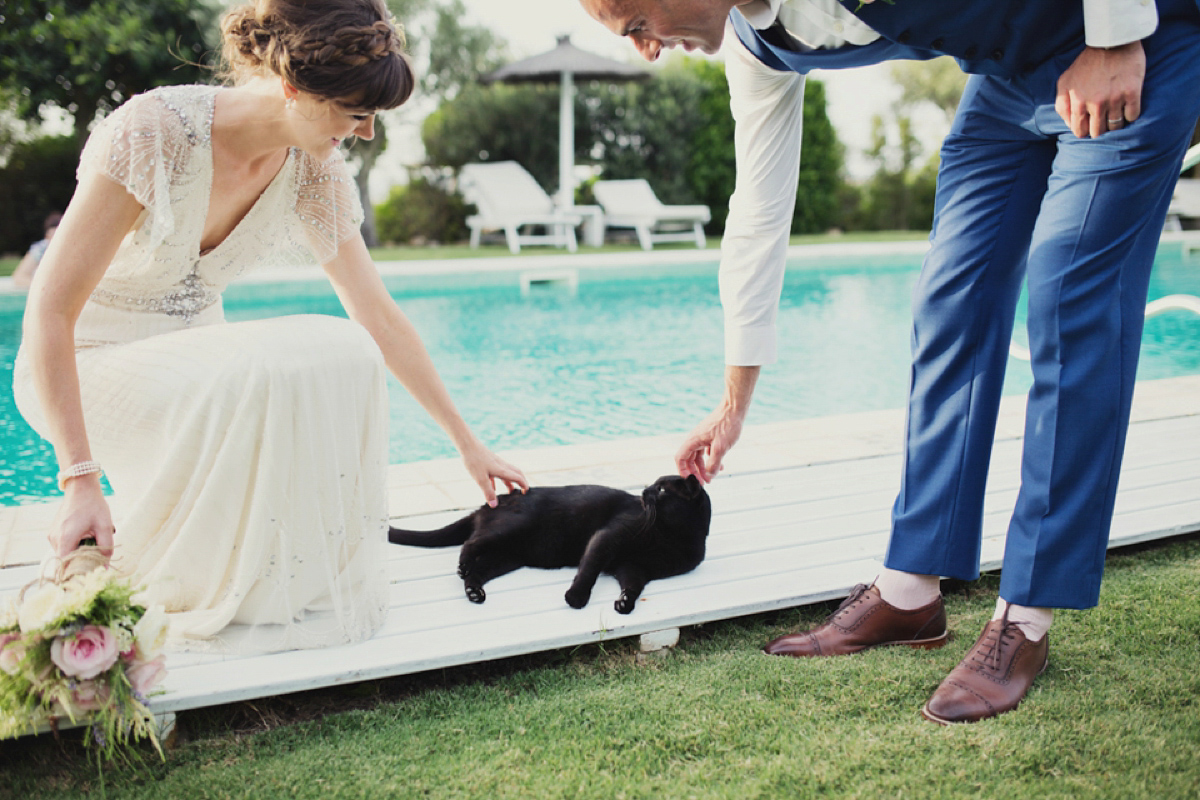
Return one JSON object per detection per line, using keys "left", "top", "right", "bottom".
{"left": 0, "top": 556, "right": 169, "bottom": 761}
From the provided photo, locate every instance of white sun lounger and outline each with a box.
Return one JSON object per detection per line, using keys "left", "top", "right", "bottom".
{"left": 460, "top": 162, "right": 582, "bottom": 254}
{"left": 593, "top": 179, "right": 711, "bottom": 250}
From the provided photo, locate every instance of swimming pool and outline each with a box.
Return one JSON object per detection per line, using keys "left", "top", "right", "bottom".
{"left": 2, "top": 244, "right": 1198, "bottom": 504}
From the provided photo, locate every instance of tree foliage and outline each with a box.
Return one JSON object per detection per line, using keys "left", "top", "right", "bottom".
{"left": 351, "top": 0, "right": 506, "bottom": 244}
{"left": 374, "top": 173, "right": 469, "bottom": 245}
{"left": 587, "top": 60, "right": 710, "bottom": 206}
{"left": 794, "top": 79, "right": 844, "bottom": 234}
{"left": 891, "top": 57, "right": 967, "bottom": 123}
{"left": 0, "top": 0, "right": 511, "bottom": 248}
{"left": 419, "top": 57, "right": 844, "bottom": 238}
{"left": 0, "top": 0, "right": 220, "bottom": 143}
{"left": 851, "top": 113, "right": 938, "bottom": 231}
{"left": 686, "top": 59, "right": 736, "bottom": 232}
{"left": 593, "top": 59, "right": 842, "bottom": 234}
{"left": 0, "top": 134, "right": 79, "bottom": 253}
{"left": 422, "top": 83, "right": 565, "bottom": 191}
{"left": 845, "top": 58, "right": 965, "bottom": 232}
{"left": 420, "top": 0, "right": 507, "bottom": 103}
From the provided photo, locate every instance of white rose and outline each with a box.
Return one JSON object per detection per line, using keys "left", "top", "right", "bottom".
{"left": 18, "top": 583, "right": 68, "bottom": 633}
{"left": 0, "top": 594, "right": 18, "bottom": 631}
{"left": 132, "top": 604, "right": 170, "bottom": 658}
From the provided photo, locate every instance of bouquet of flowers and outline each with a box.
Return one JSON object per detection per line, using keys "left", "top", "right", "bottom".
{"left": 0, "top": 545, "right": 169, "bottom": 758}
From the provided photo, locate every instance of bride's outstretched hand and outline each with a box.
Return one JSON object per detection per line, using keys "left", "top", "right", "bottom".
{"left": 461, "top": 439, "right": 529, "bottom": 507}
{"left": 52, "top": 479, "right": 115, "bottom": 558}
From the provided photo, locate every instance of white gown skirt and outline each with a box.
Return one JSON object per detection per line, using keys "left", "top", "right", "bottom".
{"left": 14, "top": 313, "right": 390, "bottom": 654}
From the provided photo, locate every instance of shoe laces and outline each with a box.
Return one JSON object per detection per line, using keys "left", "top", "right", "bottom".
{"left": 827, "top": 583, "right": 871, "bottom": 623}
{"left": 973, "top": 606, "right": 1021, "bottom": 672}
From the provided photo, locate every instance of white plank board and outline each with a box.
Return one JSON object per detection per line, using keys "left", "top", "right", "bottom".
{"left": 2, "top": 391, "right": 1197, "bottom": 719}
{"left": 151, "top": 412, "right": 1200, "bottom": 711}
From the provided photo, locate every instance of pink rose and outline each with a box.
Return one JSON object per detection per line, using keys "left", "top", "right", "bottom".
{"left": 126, "top": 654, "right": 168, "bottom": 696}
{"left": 0, "top": 632, "right": 24, "bottom": 675}
{"left": 50, "top": 625, "right": 120, "bottom": 680}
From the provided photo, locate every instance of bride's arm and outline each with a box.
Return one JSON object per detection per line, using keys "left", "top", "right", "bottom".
{"left": 322, "top": 234, "right": 529, "bottom": 506}
{"left": 23, "top": 173, "right": 144, "bottom": 556}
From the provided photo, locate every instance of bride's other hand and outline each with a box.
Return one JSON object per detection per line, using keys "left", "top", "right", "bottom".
{"left": 53, "top": 477, "right": 115, "bottom": 557}
{"left": 461, "top": 439, "right": 529, "bottom": 507}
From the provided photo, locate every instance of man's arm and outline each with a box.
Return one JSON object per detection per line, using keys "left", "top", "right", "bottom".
{"left": 675, "top": 23, "right": 804, "bottom": 482}
{"left": 1082, "top": 0, "right": 1158, "bottom": 48}
{"left": 719, "top": 19, "right": 806, "bottom": 367}
{"left": 676, "top": 365, "right": 761, "bottom": 482}
{"left": 1056, "top": 0, "right": 1158, "bottom": 138}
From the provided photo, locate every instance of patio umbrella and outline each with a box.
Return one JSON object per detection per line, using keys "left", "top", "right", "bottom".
{"left": 484, "top": 35, "right": 650, "bottom": 209}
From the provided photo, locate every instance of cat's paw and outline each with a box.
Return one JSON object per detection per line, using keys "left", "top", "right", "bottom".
{"left": 614, "top": 593, "right": 636, "bottom": 614}
{"left": 564, "top": 588, "right": 590, "bottom": 609}
{"left": 465, "top": 584, "right": 486, "bottom": 604}
{"left": 457, "top": 549, "right": 480, "bottom": 579}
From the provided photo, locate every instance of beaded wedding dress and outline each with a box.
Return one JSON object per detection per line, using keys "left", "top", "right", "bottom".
{"left": 13, "top": 85, "right": 390, "bottom": 654}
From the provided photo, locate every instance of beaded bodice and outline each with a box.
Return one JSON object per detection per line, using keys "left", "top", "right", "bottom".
{"left": 79, "top": 85, "right": 363, "bottom": 324}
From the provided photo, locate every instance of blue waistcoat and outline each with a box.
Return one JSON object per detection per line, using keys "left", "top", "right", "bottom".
{"left": 732, "top": 1, "right": 1089, "bottom": 78}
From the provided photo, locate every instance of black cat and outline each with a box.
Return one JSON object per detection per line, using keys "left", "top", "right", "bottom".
{"left": 388, "top": 475, "right": 711, "bottom": 614}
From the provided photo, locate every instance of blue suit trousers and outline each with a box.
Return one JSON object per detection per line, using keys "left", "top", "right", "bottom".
{"left": 884, "top": 13, "right": 1200, "bottom": 608}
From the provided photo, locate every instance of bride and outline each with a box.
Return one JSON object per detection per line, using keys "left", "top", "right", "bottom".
{"left": 13, "top": 0, "right": 528, "bottom": 653}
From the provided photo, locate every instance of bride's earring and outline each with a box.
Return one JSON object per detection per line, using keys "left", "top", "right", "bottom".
{"left": 285, "top": 96, "right": 296, "bottom": 111}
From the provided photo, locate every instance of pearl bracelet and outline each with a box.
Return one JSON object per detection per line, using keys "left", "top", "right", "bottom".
{"left": 57, "top": 460, "right": 104, "bottom": 490}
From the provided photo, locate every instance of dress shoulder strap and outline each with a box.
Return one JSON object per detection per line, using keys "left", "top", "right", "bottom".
{"left": 291, "top": 148, "right": 364, "bottom": 265}
{"left": 77, "top": 85, "right": 219, "bottom": 249}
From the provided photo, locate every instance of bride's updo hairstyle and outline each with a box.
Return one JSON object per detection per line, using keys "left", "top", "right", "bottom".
{"left": 220, "top": 0, "right": 414, "bottom": 110}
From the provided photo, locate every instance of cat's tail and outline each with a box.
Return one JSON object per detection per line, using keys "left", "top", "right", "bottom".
{"left": 387, "top": 516, "right": 474, "bottom": 547}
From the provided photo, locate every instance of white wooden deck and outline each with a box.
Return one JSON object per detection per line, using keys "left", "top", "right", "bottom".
{"left": 2, "top": 375, "right": 1198, "bottom": 718}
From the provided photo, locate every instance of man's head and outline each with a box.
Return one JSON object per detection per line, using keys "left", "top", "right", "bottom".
{"left": 579, "top": 0, "right": 743, "bottom": 61}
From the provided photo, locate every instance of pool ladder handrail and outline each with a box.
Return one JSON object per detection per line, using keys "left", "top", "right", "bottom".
{"left": 1182, "top": 142, "right": 1200, "bottom": 173}
{"left": 1008, "top": 294, "right": 1200, "bottom": 361}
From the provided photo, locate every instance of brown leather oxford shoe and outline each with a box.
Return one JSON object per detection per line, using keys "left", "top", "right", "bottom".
{"left": 763, "top": 583, "right": 949, "bottom": 657}
{"left": 921, "top": 616, "right": 1049, "bottom": 724}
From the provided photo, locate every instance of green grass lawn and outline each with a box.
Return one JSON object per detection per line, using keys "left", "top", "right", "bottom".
{"left": 2, "top": 535, "right": 1196, "bottom": 799}
{"left": 0, "top": 231, "right": 931, "bottom": 278}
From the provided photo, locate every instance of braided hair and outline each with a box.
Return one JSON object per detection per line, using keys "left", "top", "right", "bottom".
{"left": 220, "top": 0, "right": 414, "bottom": 110}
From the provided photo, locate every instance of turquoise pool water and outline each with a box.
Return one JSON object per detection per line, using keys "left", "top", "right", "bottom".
{"left": 2, "top": 246, "right": 1198, "bottom": 504}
